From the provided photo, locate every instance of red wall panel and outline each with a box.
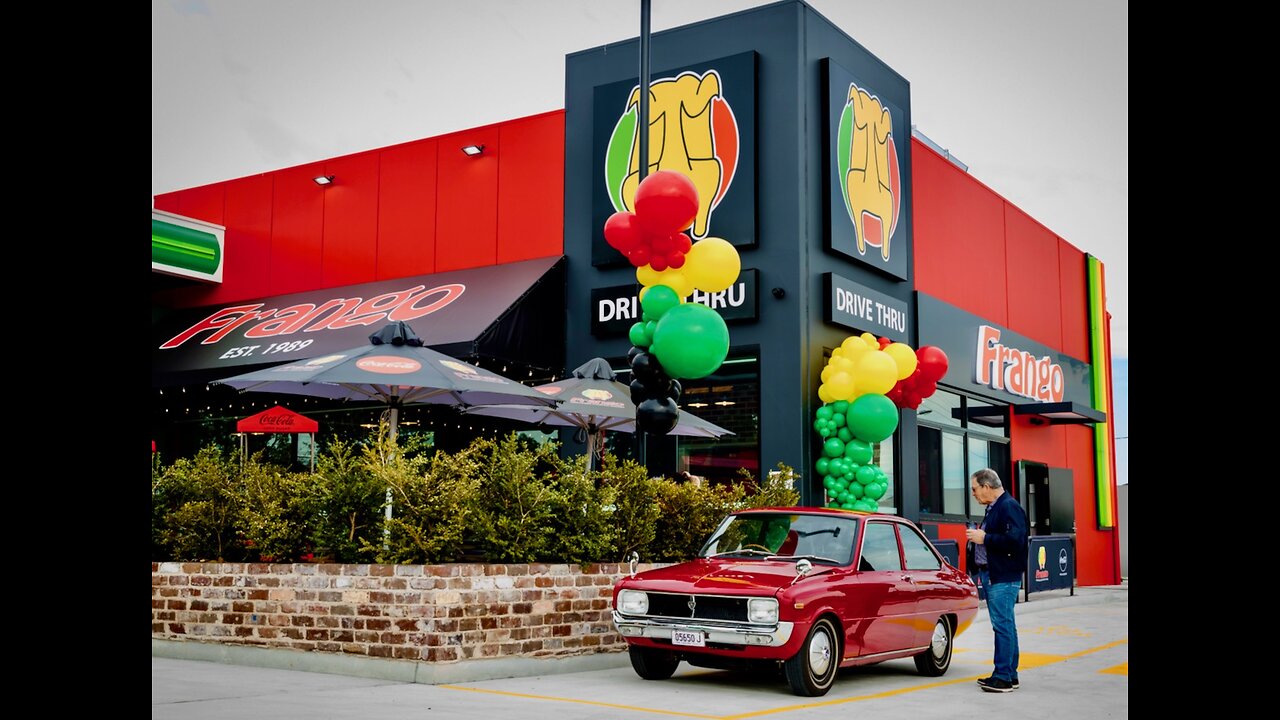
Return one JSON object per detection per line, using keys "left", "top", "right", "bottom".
{"left": 435, "top": 127, "right": 500, "bottom": 271}
{"left": 1064, "top": 424, "right": 1117, "bottom": 584}
{"left": 1009, "top": 419, "right": 1066, "bottom": 470}
{"left": 178, "top": 183, "right": 226, "bottom": 226}
{"left": 321, "top": 152, "right": 380, "bottom": 288}
{"left": 219, "top": 174, "right": 274, "bottom": 304}
{"left": 154, "top": 192, "right": 182, "bottom": 214}
{"left": 911, "top": 140, "right": 1008, "bottom": 325}
{"left": 377, "top": 138, "right": 438, "bottom": 280}
{"left": 269, "top": 163, "right": 326, "bottom": 296}
{"left": 497, "top": 111, "right": 565, "bottom": 263}
{"left": 1058, "top": 242, "right": 1090, "bottom": 361}
{"left": 1004, "top": 204, "right": 1062, "bottom": 351}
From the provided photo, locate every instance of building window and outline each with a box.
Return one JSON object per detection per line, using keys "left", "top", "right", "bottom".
{"left": 676, "top": 356, "right": 760, "bottom": 486}
{"left": 918, "top": 388, "right": 1010, "bottom": 521}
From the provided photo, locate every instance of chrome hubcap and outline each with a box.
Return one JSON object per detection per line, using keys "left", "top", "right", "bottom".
{"left": 809, "top": 629, "right": 832, "bottom": 676}
{"left": 931, "top": 621, "right": 949, "bottom": 659}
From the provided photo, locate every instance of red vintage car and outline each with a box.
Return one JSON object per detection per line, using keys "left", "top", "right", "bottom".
{"left": 612, "top": 507, "right": 979, "bottom": 696}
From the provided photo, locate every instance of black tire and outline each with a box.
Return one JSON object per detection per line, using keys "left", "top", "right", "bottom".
{"left": 784, "top": 617, "right": 840, "bottom": 696}
{"left": 628, "top": 645, "right": 679, "bottom": 680}
{"left": 913, "top": 617, "right": 953, "bottom": 676}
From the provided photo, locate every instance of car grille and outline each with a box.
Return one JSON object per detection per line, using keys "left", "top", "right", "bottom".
{"left": 644, "top": 592, "right": 750, "bottom": 622}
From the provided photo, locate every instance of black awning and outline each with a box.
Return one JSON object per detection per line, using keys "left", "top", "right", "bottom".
{"left": 1013, "top": 401, "right": 1106, "bottom": 425}
{"left": 951, "top": 405, "right": 1009, "bottom": 428}
{"left": 152, "top": 256, "right": 565, "bottom": 387}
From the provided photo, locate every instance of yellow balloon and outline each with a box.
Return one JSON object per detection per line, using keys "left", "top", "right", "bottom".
{"left": 857, "top": 350, "right": 898, "bottom": 395}
{"left": 860, "top": 332, "right": 878, "bottom": 347}
{"left": 884, "top": 342, "right": 918, "bottom": 380}
{"left": 841, "top": 336, "right": 870, "bottom": 362}
{"left": 827, "top": 371, "right": 856, "bottom": 401}
{"left": 820, "top": 366, "right": 833, "bottom": 382}
{"left": 831, "top": 347, "right": 845, "bottom": 358}
{"left": 637, "top": 265, "right": 693, "bottom": 298}
{"left": 684, "top": 237, "right": 741, "bottom": 293}
{"left": 818, "top": 384, "right": 835, "bottom": 404}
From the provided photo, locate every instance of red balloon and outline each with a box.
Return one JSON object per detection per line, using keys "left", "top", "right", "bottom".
{"left": 604, "top": 212, "right": 643, "bottom": 253}
{"left": 887, "top": 384, "right": 906, "bottom": 407}
{"left": 916, "top": 346, "right": 949, "bottom": 383}
{"left": 634, "top": 171, "right": 699, "bottom": 235}
{"left": 917, "top": 379, "right": 938, "bottom": 398}
{"left": 650, "top": 254, "right": 669, "bottom": 272}
{"left": 627, "top": 246, "right": 650, "bottom": 268}
{"left": 667, "top": 252, "right": 686, "bottom": 269}
{"left": 877, "top": 336, "right": 892, "bottom": 349}
{"left": 673, "top": 232, "right": 692, "bottom": 253}
{"left": 649, "top": 232, "right": 675, "bottom": 255}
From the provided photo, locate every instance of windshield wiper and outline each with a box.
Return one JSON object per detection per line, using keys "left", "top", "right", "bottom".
{"left": 707, "top": 548, "right": 775, "bottom": 558}
{"left": 768, "top": 554, "right": 840, "bottom": 564}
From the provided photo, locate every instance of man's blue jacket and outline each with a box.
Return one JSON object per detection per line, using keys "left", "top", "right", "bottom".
{"left": 978, "top": 491, "right": 1029, "bottom": 584}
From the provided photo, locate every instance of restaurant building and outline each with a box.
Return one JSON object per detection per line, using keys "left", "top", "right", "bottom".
{"left": 152, "top": 0, "right": 1119, "bottom": 585}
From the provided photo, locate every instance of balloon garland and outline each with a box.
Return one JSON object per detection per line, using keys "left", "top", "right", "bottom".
{"left": 812, "top": 333, "right": 949, "bottom": 511}
{"left": 603, "top": 171, "right": 741, "bottom": 434}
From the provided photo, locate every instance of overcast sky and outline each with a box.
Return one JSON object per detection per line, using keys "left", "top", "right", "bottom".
{"left": 152, "top": 1, "right": 1128, "bottom": 481}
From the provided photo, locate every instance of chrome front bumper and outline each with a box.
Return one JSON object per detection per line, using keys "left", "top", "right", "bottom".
{"left": 612, "top": 611, "right": 796, "bottom": 647}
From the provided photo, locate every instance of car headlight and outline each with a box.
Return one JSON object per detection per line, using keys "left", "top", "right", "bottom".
{"left": 747, "top": 597, "right": 779, "bottom": 624}
{"left": 618, "top": 589, "right": 649, "bottom": 615}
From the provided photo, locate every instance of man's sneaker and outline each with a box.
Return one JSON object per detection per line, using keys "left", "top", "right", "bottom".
{"left": 976, "top": 676, "right": 1020, "bottom": 689}
{"left": 978, "top": 677, "right": 1014, "bottom": 693}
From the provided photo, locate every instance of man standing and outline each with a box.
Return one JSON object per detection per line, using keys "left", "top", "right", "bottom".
{"left": 965, "top": 468, "right": 1028, "bottom": 693}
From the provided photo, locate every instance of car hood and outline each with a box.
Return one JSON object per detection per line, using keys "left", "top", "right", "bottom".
{"left": 624, "top": 559, "right": 837, "bottom": 596}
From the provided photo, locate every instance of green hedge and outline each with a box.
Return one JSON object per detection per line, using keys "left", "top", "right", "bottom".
{"left": 151, "top": 428, "right": 801, "bottom": 564}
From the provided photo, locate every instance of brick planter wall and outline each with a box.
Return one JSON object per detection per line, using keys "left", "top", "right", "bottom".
{"left": 152, "top": 561, "right": 663, "bottom": 663}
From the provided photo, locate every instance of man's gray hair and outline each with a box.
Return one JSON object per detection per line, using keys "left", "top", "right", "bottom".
{"left": 971, "top": 468, "right": 1003, "bottom": 489}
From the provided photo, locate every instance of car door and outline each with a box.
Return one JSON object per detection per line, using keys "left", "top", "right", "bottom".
{"left": 896, "top": 521, "right": 949, "bottom": 648}
{"left": 846, "top": 520, "right": 916, "bottom": 657}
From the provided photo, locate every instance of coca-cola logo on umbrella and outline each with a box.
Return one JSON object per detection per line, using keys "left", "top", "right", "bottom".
{"left": 356, "top": 356, "right": 421, "bottom": 374}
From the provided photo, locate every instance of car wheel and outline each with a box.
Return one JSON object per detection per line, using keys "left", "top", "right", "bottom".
{"left": 628, "top": 645, "right": 679, "bottom": 680}
{"left": 913, "top": 617, "right": 953, "bottom": 676}
{"left": 784, "top": 617, "right": 839, "bottom": 696}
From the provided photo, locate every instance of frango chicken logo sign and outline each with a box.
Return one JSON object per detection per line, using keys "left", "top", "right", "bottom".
{"left": 837, "top": 82, "right": 901, "bottom": 263}
{"left": 825, "top": 59, "right": 910, "bottom": 281}
{"left": 591, "top": 52, "right": 757, "bottom": 266}
{"left": 605, "top": 68, "right": 739, "bottom": 240}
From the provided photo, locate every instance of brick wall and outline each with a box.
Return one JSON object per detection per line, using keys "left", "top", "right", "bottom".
{"left": 152, "top": 562, "right": 660, "bottom": 663}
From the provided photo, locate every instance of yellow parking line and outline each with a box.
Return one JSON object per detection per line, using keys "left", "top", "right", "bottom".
{"left": 441, "top": 637, "right": 1129, "bottom": 720}
{"left": 438, "top": 685, "right": 723, "bottom": 719}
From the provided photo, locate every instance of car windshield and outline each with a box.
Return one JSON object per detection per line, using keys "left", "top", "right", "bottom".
{"left": 699, "top": 513, "right": 858, "bottom": 565}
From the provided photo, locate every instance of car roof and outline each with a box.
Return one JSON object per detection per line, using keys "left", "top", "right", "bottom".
{"left": 733, "top": 506, "right": 901, "bottom": 521}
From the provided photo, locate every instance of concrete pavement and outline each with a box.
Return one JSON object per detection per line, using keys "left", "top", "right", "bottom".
{"left": 153, "top": 584, "right": 1127, "bottom": 719}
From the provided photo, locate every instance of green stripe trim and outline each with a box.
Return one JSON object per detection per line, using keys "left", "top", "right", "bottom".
{"left": 152, "top": 219, "right": 221, "bottom": 275}
{"left": 1087, "top": 256, "right": 1114, "bottom": 528}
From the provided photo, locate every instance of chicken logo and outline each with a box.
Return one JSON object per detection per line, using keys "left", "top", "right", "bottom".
{"left": 605, "top": 69, "right": 739, "bottom": 239}
{"left": 837, "top": 83, "right": 901, "bottom": 261}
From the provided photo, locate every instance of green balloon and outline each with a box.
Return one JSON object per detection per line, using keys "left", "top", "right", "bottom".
{"left": 837, "top": 427, "right": 853, "bottom": 443}
{"left": 628, "top": 321, "right": 651, "bottom": 348}
{"left": 854, "top": 500, "right": 876, "bottom": 512}
{"left": 823, "top": 477, "right": 837, "bottom": 490}
{"left": 846, "top": 393, "right": 900, "bottom": 443}
{"left": 864, "top": 481, "right": 886, "bottom": 500}
{"left": 847, "top": 482, "right": 864, "bottom": 499}
{"left": 640, "top": 284, "right": 681, "bottom": 321}
{"left": 823, "top": 437, "right": 846, "bottom": 458}
{"left": 856, "top": 465, "right": 878, "bottom": 485}
{"left": 650, "top": 303, "right": 730, "bottom": 379}
{"left": 815, "top": 457, "right": 830, "bottom": 475}
{"left": 844, "top": 438, "right": 872, "bottom": 464}
{"left": 831, "top": 412, "right": 846, "bottom": 428}
{"left": 816, "top": 405, "right": 834, "bottom": 421}
{"left": 833, "top": 400, "right": 850, "bottom": 414}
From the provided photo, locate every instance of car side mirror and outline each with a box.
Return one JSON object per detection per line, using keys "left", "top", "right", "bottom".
{"left": 791, "top": 558, "right": 813, "bottom": 586}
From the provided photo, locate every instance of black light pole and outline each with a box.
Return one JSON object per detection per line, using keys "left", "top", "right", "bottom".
{"left": 637, "top": 0, "right": 651, "bottom": 468}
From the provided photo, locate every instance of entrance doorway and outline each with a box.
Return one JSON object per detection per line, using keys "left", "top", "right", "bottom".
{"left": 1017, "top": 460, "right": 1075, "bottom": 536}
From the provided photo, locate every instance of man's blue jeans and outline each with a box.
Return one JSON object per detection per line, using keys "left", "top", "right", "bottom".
{"left": 978, "top": 570, "right": 1021, "bottom": 682}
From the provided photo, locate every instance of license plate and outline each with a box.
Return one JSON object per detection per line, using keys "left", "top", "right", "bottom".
{"left": 671, "top": 629, "right": 705, "bottom": 647}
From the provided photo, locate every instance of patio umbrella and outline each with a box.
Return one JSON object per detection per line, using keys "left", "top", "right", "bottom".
{"left": 215, "top": 321, "right": 558, "bottom": 535}
{"left": 215, "top": 320, "right": 556, "bottom": 438}
{"left": 462, "top": 357, "right": 733, "bottom": 468}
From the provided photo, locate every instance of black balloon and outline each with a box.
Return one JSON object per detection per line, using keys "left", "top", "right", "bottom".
{"left": 627, "top": 345, "right": 645, "bottom": 363}
{"left": 636, "top": 397, "right": 679, "bottom": 435}
{"left": 629, "top": 351, "right": 666, "bottom": 385}
{"left": 669, "top": 379, "right": 682, "bottom": 404}
{"left": 629, "top": 379, "right": 652, "bottom": 403}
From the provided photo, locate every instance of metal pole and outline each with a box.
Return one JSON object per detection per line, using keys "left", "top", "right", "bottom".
{"left": 639, "top": 0, "right": 651, "bottom": 182}
{"left": 383, "top": 401, "right": 400, "bottom": 548}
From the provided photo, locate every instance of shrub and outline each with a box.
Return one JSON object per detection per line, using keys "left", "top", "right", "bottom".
{"left": 470, "top": 433, "right": 562, "bottom": 563}
{"left": 308, "top": 439, "right": 385, "bottom": 563}
{"left": 546, "top": 452, "right": 618, "bottom": 564}
{"left": 599, "top": 454, "right": 660, "bottom": 561}
{"left": 237, "top": 455, "right": 315, "bottom": 562}
{"left": 373, "top": 430, "right": 482, "bottom": 564}
{"left": 151, "top": 445, "right": 245, "bottom": 562}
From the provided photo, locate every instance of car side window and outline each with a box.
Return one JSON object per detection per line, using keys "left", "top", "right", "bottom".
{"left": 898, "top": 524, "right": 943, "bottom": 570}
{"left": 858, "top": 522, "right": 902, "bottom": 571}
